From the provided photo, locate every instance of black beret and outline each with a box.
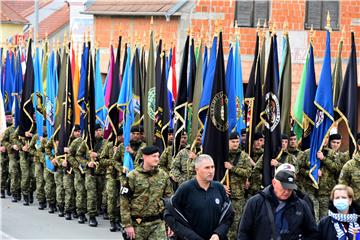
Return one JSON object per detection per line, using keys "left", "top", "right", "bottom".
{"left": 142, "top": 146, "right": 159, "bottom": 155}
{"left": 357, "top": 138, "right": 360, "bottom": 145}
{"left": 290, "top": 131, "right": 296, "bottom": 137}
{"left": 131, "top": 126, "right": 141, "bottom": 133}
{"left": 5, "top": 111, "right": 12, "bottom": 116}
{"left": 282, "top": 134, "right": 289, "bottom": 140}
{"left": 74, "top": 125, "right": 81, "bottom": 131}
{"left": 168, "top": 128, "right": 174, "bottom": 134}
{"left": 229, "top": 132, "right": 240, "bottom": 140}
{"left": 95, "top": 124, "right": 102, "bottom": 130}
{"left": 241, "top": 129, "right": 246, "bottom": 135}
{"left": 139, "top": 126, "right": 144, "bottom": 133}
{"left": 329, "top": 133, "right": 342, "bottom": 141}
{"left": 253, "top": 132, "right": 264, "bottom": 141}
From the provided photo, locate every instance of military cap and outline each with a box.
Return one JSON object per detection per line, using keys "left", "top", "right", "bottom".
{"left": 253, "top": 132, "right": 264, "bottom": 141}
{"left": 74, "top": 125, "right": 81, "bottom": 131}
{"left": 168, "top": 128, "right": 174, "bottom": 134}
{"left": 275, "top": 163, "right": 297, "bottom": 190}
{"left": 329, "top": 133, "right": 342, "bottom": 142}
{"left": 142, "top": 146, "right": 159, "bottom": 155}
{"left": 131, "top": 126, "right": 141, "bottom": 133}
{"left": 139, "top": 125, "right": 144, "bottom": 133}
{"left": 290, "top": 131, "right": 296, "bottom": 137}
{"left": 95, "top": 124, "right": 102, "bottom": 130}
{"left": 117, "top": 127, "right": 123, "bottom": 135}
{"left": 281, "top": 134, "right": 289, "bottom": 140}
{"left": 229, "top": 132, "right": 240, "bottom": 140}
{"left": 5, "top": 111, "right": 12, "bottom": 116}
{"left": 357, "top": 138, "right": 360, "bottom": 146}
{"left": 241, "top": 128, "right": 246, "bottom": 135}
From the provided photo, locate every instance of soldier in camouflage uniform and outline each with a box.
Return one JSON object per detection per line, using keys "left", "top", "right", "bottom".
{"left": 225, "top": 132, "right": 253, "bottom": 239}
{"left": 170, "top": 131, "right": 201, "bottom": 186}
{"left": 100, "top": 128, "right": 123, "bottom": 232}
{"left": 120, "top": 146, "right": 173, "bottom": 240}
{"left": 28, "top": 131, "right": 48, "bottom": 209}
{"left": 159, "top": 128, "right": 174, "bottom": 173}
{"left": 288, "top": 131, "right": 302, "bottom": 158}
{"left": 129, "top": 126, "right": 147, "bottom": 167}
{"left": 328, "top": 133, "right": 350, "bottom": 176}
{"left": 0, "top": 113, "right": 13, "bottom": 198}
{"left": 62, "top": 126, "right": 82, "bottom": 220}
{"left": 339, "top": 139, "right": 360, "bottom": 206}
{"left": 77, "top": 124, "right": 105, "bottom": 227}
{"left": 316, "top": 135, "right": 342, "bottom": 220}
{"left": 250, "top": 132, "right": 264, "bottom": 166}
{"left": 45, "top": 136, "right": 59, "bottom": 213}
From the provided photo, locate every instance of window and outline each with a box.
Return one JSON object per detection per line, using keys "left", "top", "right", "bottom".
{"left": 235, "top": 1, "right": 269, "bottom": 28}
{"left": 305, "top": 1, "right": 340, "bottom": 30}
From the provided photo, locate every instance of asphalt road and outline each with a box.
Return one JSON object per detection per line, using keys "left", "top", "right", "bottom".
{"left": 1, "top": 196, "right": 123, "bottom": 240}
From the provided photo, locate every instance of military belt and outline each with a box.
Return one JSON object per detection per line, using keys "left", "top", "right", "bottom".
{"left": 131, "top": 214, "right": 162, "bottom": 224}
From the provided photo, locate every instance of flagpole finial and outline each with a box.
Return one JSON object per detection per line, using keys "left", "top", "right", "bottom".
{"left": 63, "top": 32, "right": 67, "bottom": 46}
{"left": 56, "top": 38, "right": 60, "bottom": 50}
{"left": 326, "top": 11, "right": 332, "bottom": 32}
{"left": 271, "top": 22, "right": 277, "bottom": 36}
{"left": 283, "top": 21, "right": 288, "bottom": 35}
{"left": 28, "top": 28, "right": 32, "bottom": 40}
{"left": 263, "top": 19, "right": 268, "bottom": 29}
{"left": 310, "top": 24, "right": 315, "bottom": 43}
{"left": 340, "top": 26, "right": 345, "bottom": 42}
{"left": 45, "top": 32, "right": 48, "bottom": 42}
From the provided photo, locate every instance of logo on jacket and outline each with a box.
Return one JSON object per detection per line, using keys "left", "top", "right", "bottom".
{"left": 215, "top": 198, "right": 220, "bottom": 205}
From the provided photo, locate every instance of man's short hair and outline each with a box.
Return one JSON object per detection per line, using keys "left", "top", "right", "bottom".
{"left": 195, "top": 154, "right": 213, "bottom": 169}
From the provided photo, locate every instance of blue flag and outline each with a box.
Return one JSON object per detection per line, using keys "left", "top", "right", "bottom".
{"left": 4, "top": 50, "right": 14, "bottom": 113}
{"left": 309, "top": 31, "right": 334, "bottom": 188}
{"left": 202, "top": 46, "right": 208, "bottom": 86}
{"left": 302, "top": 44, "right": 317, "bottom": 150}
{"left": 95, "top": 49, "right": 107, "bottom": 127}
{"left": 226, "top": 44, "right": 236, "bottom": 132}
{"left": 45, "top": 51, "right": 58, "bottom": 172}
{"left": 198, "top": 36, "right": 217, "bottom": 129}
{"left": 117, "top": 47, "right": 134, "bottom": 173}
{"left": 234, "top": 37, "right": 245, "bottom": 133}
{"left": 33, "top": 47, "right": 44, "bottom": 138}
{"left": 78, "top": 44, "right": 89, "bottom": 132}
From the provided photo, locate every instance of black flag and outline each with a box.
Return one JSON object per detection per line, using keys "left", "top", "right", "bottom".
{"left": 203, "top": 32, "right": 228, "bottom": 181}
{"left": 19, "top": 39, "right": 35, "bottom": 137}
{"left": 260, "top": 35, "right": 282, "bottom": 187}
{"left": 336, "top": 32, "right": 358, "bottom": 155}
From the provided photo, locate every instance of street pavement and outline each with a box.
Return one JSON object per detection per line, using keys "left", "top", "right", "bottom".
{"left": 1, "top": 196, "right": 123, "bottom": 239}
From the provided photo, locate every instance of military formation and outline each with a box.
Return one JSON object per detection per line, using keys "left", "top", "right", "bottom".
{"left": 1, "top": 111, "right": 360, "bottom": 239}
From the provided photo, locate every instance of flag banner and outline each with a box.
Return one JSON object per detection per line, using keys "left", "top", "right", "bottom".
{"left": 203, "top": 31, "right": 228, "bottom": 181}
{"left": 19, "top": 39, "right": 35, "bottom": 137}
{"left": 302, "top": 44, "right": 317, "bottom": 150}
{"left": 234, "top": 36, "right": 245, "bottom": 134}
{"left": 95, "top": 48, "right": 107, "bottom": 127}
{"left": 309, "top": 31, "right": 334, "bottom": 188}
{"left": 33, "top": 47, "right": 44, "bottom": 138}
{"left": 260, "top": 35, "right": 282, "bottom": 187}
{"left": 173, "top": 35, "right": 189, "bottom": 156}
{"left": 332, "top": 37, "right": 343, "bottom": 121}
{"left": 335, "top": 32, "right": 358, "bottom": 155}
{"left": 13, "top": 52, "right": 23, "bottom": 128}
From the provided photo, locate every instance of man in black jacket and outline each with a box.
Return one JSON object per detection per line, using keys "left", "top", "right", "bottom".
{"left": 164, "top": 154, "right": 234, "bottom": 240}
{"left": 238, "top": 164, "right": 318, "bottom": 240}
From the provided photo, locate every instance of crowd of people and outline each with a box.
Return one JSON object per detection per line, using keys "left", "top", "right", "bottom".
{"left": 1, "top": 112, "right": 360, "bottom": 239}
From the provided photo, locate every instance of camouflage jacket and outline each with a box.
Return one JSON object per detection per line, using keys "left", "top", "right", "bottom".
{"left": 288, "top": 147, "right": 302, "bottom": 158}
{"left": 28, "top": 133, "right": 47, "bottom": 164}
{"left": 227, "top": 149, "right": 252, "bottom": 199}
{"left": 1, "top": 125, "right": 15, "bottom": 154}
{"left": 100, "top": 141, "right": 124, "bottom": 180}
{"left": 251, "top": 147, "right": 264, "bottom": 164}
{"left": 339, "top": 152, "right": 360, "bottom": 201}
{"left": 159, "top": 145, "right": 173, "bottom": 173}
{"left": 318, "top": 147, "right": 342, "bottom": 195}
{"left": 93, "top": 137, "right": 105, "bottom": 174}
{"left": 120, "top": 166, "right": 172, "bottom": 226}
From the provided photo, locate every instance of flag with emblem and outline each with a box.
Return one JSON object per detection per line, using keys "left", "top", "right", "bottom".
{"left": 33, "top": 46, "right": 44, "bottom": 138}
{"left": 309, "top": 31, "right": 334, "bottom": 188}
{"left": 332, "top": 36, "right": 343, "bottom": 121}
{"left": 203, "top": 31, "right": 228, "bottom": 181}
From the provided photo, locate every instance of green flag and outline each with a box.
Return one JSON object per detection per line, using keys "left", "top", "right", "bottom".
{"left": 278, "top": 34, "right": 292, "bottom": 136}
{"left": 143, "top": 31, "right": 156, "bottom": 145}
{"left": 293, "top": 49, "right": 309, "bottom": 142}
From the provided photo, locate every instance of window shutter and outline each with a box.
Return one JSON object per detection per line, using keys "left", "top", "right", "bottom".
{"left": 305, "top": 1, "right": 322, "bottom": 29}
{"left": 236, "top": 1, "right": 254, "bottom": 27}
{"left": 254, "top": 1, "right": 269, "bottom": 26}
{"left": 322, "top": 1, "right": 339, "bottom": 30}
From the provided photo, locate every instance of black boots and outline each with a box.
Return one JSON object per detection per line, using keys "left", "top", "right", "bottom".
{"left": 58, "top": 206, "right": 65, "bottom": 217}
{"left": 89, "top": 216, "right": 98, "bottom": 227}
{"left": 103, "top": 209, "right": 109, "bottom": 220}
{"left": 48, "top": 203, "right": 57, "bottom": 214}
{"left": 38, "top": 202, "right": 47, "bottom": 210}
{"left": 23, "top": 195, "right": 29, "bottom": 206}
{"left": 65, "top": 211, "right": 72, "bottom": 220}
{"left": 109, "top": 221, "right": 118, "bottom": 232}
{"left": 29, "top": 192, "right": 34, "bottom": 204}
{"left": 78, "top": 213, "right": 87, "bottom": 224}
{"left": 72, "top": 210, "right": 78, "bottom": 218}
{"left": 1, "top": 190, "right": 5, "bottom": 198}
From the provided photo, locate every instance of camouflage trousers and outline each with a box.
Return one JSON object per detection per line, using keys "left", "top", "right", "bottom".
{"left": 228, "top": 198, "right": 246, "bottom": 239}
{"left": 34, "top": 162, "right": 46, "bottom": 203}
{"left": 44, "top": 168, "right": 56, "bottom": 205}
{"left": 20, "top": 151, "right": 35, "bottom": 196}
{"left": 54, "top": 168, "right": 65, "bottom": 207}
{"left": 64, "top": 172, "right": 75, "bottom": 213}
{"left": 319, "top": 194, "right": 330, "bottom": 220}
{"left": 85, "top": 172, "right": 97, "bottom": 217}
{"left": 74, "top": 171, "right": 86, "bottom": 214}
{"left": 134, "top": 219, "right": 167, "bottom": 240}
{"left": 96, "top": 175, "right": 107, "bottom": 211}
{"left": 106, "top": 175, "right": 119, "bottom": 221}
{"left": 308, "top": 190, "right": 320, "bottom": 222}
{"left": 0, "top": 153, "right": 10, "bottom": 192}
{"left": 9, "top": 153, "right": 20, "bottom": 196}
